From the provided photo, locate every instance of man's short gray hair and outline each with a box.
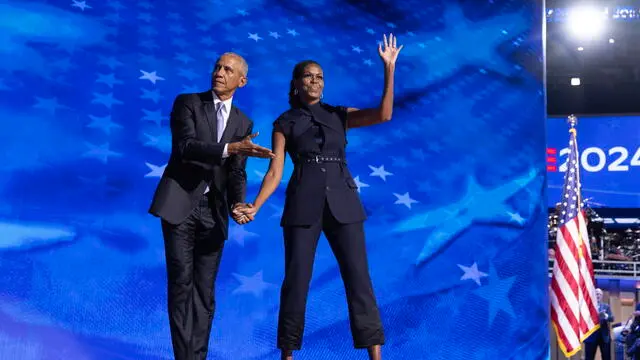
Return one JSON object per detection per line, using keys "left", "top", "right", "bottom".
{"left": 218, "top": 52, "right": 248, "bottom": 76}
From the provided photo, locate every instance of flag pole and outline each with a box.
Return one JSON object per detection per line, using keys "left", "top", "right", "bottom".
{"left": 567, "top": 115, "right": 584, "bottom": 263}
{"left": 567, "top": 115, "right": 582, "bottom": 211}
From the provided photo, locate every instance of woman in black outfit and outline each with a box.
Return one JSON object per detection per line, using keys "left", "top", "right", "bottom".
{"left": 235, "top": 34, "right": 402, "bottom": 360}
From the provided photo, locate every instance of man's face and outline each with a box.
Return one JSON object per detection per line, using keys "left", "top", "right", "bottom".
{"left": 596, "top": 290, "right": 603, "bottom": 302}
{"left": 212, "top": 54, "right": 247, "bottom": 97}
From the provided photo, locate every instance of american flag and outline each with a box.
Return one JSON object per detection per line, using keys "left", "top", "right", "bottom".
{"left": 550, "top": 116, "right": 600, "bottom": 357}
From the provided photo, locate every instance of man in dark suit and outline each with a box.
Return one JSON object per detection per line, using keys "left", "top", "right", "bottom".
{"left": 148, "top": 52, "right": 274, "bottom": 360}
{"left": 585, "top": 288, "right": 614, "bottom": 360}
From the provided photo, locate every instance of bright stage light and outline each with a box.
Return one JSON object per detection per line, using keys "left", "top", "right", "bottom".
{"left": 566, "top": 7, "right": 607, "bottom": 39}
{"left": 571, "top": 77, "right": 581, "bottom": 86}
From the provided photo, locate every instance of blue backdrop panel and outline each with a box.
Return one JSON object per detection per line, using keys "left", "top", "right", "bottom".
{"left": 547, "top": 115, "right": 640, "bottom": 208}
{"left": 0, "top": 0, "right": 547, "bottom": 359}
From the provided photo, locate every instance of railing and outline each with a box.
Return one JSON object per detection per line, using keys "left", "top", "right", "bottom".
{"left": 549, "top": 259, "right": 640, "bottom": 278}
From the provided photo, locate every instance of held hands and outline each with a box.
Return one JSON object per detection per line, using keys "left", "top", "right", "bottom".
{"left": 378, "top": 33, "right": 403, "bottom": 66}
{"left": 231, "top": 202, "right": 259, "bottom": 225}
{"left": 228, "top": 132, "right": 275, "bottom": 159}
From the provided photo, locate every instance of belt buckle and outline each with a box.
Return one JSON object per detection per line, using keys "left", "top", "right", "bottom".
{"left": 314, "top": 155, "right": 321, "bottom": 163}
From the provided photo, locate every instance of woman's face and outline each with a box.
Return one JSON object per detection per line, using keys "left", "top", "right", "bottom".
{"left": 296, "top": 64, "right": 324, "bottom": 103}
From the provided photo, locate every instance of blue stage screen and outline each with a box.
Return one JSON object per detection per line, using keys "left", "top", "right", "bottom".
{"left": 0, "top": 0, "right": 548, "bottom": 359}
{"left": 547, "top": 115, "right": 640, "bottom": 208}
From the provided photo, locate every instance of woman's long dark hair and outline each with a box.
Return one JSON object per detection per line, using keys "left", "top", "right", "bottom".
{"left": 288, "top": 60, "right": 321, "bottom": 108}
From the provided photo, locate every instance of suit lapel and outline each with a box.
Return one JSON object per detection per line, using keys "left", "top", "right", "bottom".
{"left": 201, "top": 92, "right": 217, "bottom": 141}
{"left": 204, "top": 102, "right": 218, "bottom": 140}
{"left": 220, "top": 106, "right": 241, "bottom": 144}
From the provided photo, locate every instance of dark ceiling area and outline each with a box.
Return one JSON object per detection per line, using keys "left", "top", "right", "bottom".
{"left": 546, "top": 0, "right": 640, "bottom": 116}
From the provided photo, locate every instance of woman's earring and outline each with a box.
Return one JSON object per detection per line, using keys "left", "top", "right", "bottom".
{"left": 294, "top": 88, "right": 298, "bottom": 95}
{"left": 320, "top": 93, "right": 324, "bottom": 100}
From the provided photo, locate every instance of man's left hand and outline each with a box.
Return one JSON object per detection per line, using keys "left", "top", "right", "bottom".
{"left": 232, "top": 203, "right": 256, "bottom": 225}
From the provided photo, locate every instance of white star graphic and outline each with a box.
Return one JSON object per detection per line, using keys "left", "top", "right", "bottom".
{"left": 248, "top": 33, "right": 262, "bottom": 42}
{"left": 141, "top": 109, "right": 164, "bottom": 126}
{"left": 96, "top": 73, "right": 124, "bottom": 88}
{"left": 368, "top": 165, "right": 393, "bottom": 181}
{"left": 353, "top": 176, "right": 369, "bottom": 193}
{"left": 473, "top": 265, "right": 516, "bottom": 326}
{"left": 71, "top": 0, "right": 91, "bottom": 11}
{"left": 91, "top": 92, "right": 123, "bottom": 109}
{"left": 139, "top": 70, "right": 165, "bottom": 84}
{"left": 232, "top": 271, "right": 275, "bottom": 298}
{"left": 458, "top": 262, "right": 488, "bottom": 286}
{"left": 287, "top": 29, "right": 299, "bottom": 36}
{"left": 393, "top": 192, "right": 418, "bottom": 209}
{"left": 144, "top": 163, "right": 166, "bottom": 178}
{"left": 269, "top": 31, "right": 281, "bottom": 39}
{"left": 507, "top": 212, "right": 525, "bottom": 225}
{"left": 87, "top": 114, "right": 121, "bottom": 134}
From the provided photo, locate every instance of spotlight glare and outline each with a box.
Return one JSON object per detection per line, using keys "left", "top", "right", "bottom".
{"left": 609, "top": 38, "right": 615, "bottom": 43}
{"left": 577, "top": 47, "right": 584, "bottom": 51}
{"left": 567, "top": 7, "right": 606, "bottom": 39}
{"left": 571, "top": 77, "right": 581, "bottom": 86}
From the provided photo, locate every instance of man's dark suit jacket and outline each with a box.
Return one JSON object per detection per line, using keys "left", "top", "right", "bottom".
{"left": 148, "top": 91, "right": 252, "bottom": 239}
{"left": 585, "top": 303, "right": 614, "bottom": 343}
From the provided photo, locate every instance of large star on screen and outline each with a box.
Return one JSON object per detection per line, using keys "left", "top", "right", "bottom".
{"left": 473, "top": 264, "right": 516, "bottom": 326}
{"left": 392, "top": 168, "right": 538, "bottom": 265}
{"left": 401, "top": 3, "right": 530, "bottom": 89}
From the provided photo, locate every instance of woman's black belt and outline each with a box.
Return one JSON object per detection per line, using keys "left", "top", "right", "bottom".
{"left": 295, "top": 154, "right": 345, "bottom": 164}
